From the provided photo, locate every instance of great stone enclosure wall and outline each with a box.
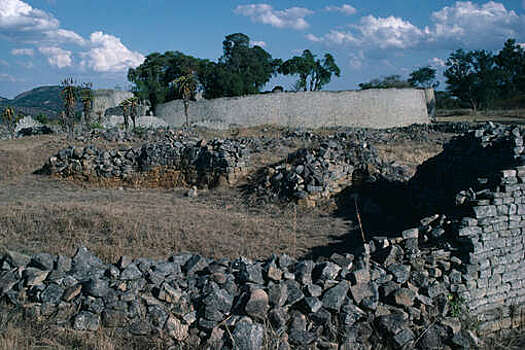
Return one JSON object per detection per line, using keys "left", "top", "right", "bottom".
{"left": 156, "top": 88, "right": 432, "bottom": 129}
{"left": 1, "top": 123, "right": 524, "bottom": 349}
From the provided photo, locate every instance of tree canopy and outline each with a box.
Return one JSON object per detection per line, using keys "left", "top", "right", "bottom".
{"left": 127, "top": 51, "right": 206, "bottom": 109}
{"left": 408, "top": 66, "right": 439, "bottom": 88}
{"left": 443, "top": 39, "right": 525, "bottom": 110}
{"left": 359, "top": 75, "right": 412, "bottom": 90}
{"left": 128, "top": 33, "right": 283, "bottom": 108}
{"left": 127, "top": 34, "right": 342, "bottom": 110}
{"left": 200, "top": 33, "right": 280, "bottom": 99}
{"left": 278, "top": 50, "right": 340, "bottom": 91}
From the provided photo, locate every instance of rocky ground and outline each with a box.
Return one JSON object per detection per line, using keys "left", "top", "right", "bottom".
{"left": 0, "top": 122, "right": 523, "bottom": 349}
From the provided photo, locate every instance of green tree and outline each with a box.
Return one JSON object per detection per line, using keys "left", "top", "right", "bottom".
{"left": 172, "top": 72, "right": 198, "bottom": 126}
{"left": 35, "top": 113, "right": 48, "bottom": 124}
{"left": 128, "top": 52, "right": 170, "bottom": 110}
{"left": 408, "top": 66, "right": 439, "bottom": 88}
{"left": 444, "top": 49, "right": 498, "bottom": 111}
{"left": 495, "top": 39, "right": 525, "bottom": 98}
{"left": 359, "top": 75, "right": 412, "bottom": 90}
{"left": 278, "top": 49, "right": 340, "bottom": 91}
{"left": 201, "top": 33, "right": 280, "bottom": 98}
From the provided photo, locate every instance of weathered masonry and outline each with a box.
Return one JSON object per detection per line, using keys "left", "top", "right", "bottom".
{"left": 156, "top": 89, "right": 432, "bottom": 129}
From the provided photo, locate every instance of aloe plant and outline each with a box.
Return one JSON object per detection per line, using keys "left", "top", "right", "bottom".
{"left": 1, "top": 106, "right": 19, "bottom": 138}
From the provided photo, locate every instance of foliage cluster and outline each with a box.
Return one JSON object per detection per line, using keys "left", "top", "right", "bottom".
{"left": 444, "top": 39, "right": 525, "bottom": 111}
{"left": 359, "top": 69, "right": 438, "bottom": 90}
{"left": 127, "top": 33, "right": 341, "bottom": 111}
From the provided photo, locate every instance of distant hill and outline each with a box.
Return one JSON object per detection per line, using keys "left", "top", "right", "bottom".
{"left": 0, "top": 86, "right": 62, "bottom": 118}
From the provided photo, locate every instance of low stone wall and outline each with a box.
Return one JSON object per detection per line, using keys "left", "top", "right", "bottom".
{"left": 42, "top": 138, "right": 250, "bottom": 188}
{"left": 156, "top": 89, "right": 431, "bottom": 129}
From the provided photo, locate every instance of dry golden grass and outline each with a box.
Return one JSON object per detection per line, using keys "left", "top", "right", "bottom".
{"left": 0, "top": 304, "right": 166, "bottom": 350}
{"left": 376, "top": 141, "right": 444, "bottom": 176}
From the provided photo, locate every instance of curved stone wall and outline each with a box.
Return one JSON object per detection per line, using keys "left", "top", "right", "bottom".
{"left": 156, "top": 89, "right": 431, "bottom": 130}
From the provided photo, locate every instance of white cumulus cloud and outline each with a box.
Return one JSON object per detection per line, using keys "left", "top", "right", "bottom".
{"left": 80, "top": 31, "right": 144, "bottom": 72}
{"left": 307, "top": 15, "right": 423, "bottom": 49}
{"left": 0, "top": 0, "right": 84, "bottom": 45}
{"left": 11, "top": 48, "right": 34, "bottom": 56}
{"left": 38, "top": 46, "right": 72, "bottom": 68}
{"left": 428, "top": 1, "right": 522, "bottom": 48}
{"left": 325, "top": 4, "right": 357, "bottom": 15}
{"left": 308, "top": 1, "right": 524, "bottom": 52}
{"left": 357, "top": 15, "right": 424, "bottom": 49}
{"left": 234, "top": 4, "right": 313, "bottom": 30}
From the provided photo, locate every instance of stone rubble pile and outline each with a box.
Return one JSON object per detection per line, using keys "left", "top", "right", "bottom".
{"left": 42, "top": 137, "right": 250, "bottom": 187}
{"left": 251, "top": 136, "right": 410, "bottom": 204}
{"left": 0, "top": 234, "right": 478, "bottom": 350}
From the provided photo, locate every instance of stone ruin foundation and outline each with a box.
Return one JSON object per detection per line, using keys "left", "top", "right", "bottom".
{"left": 2, "top": 122, "right": 522, "bottom": 348}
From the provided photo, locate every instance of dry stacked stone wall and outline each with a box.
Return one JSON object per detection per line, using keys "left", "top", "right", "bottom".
{"left": 405, "top": 122, "right": 525, "bottom": 335}
{"left": 42, "top": 137, "right": 250, "bottom": 187}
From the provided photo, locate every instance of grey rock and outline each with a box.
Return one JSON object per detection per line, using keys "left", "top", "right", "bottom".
{"left": 295, "top": 260, "right": 314, "bottom": 284}
{"left": 55, "top": 255, "right": 72, "bottom": 272}
{"left": 184, "top": 255, "right": 208, "bottom": 275}
{"left": 5, "top": 250, "right": 31, "bottom": 267}
{"left": 30, "top": 253, "right": 55, "bottom": 270}
{"left": 268, "top": 307, "right": 288, "bottom": 330}
{"left": 203, "top": 288, "right": 233, "bottom": 314}
{"left": 119, "top": 263, "right": 143, "bottom": 280}
{"left": 268, "top": 283, "right": 287, "bottom": 307}
{"left": 129, "top": 319, "right": 152, "bottom": 335}
{"left": 392, "top": 328, "right": 415, "bottom": 348}
{"left": 85, "top": 278, "right": 110, "bottom": 298}
{"left": 284, "top": 280, "right": 304, "bottom": 306}
{"left": 314, "top": 261, "right": 341, "bottom": 281}
{"left": 71, "top": 247, "right": 106, "bottom": 279}
{"left": 148, "top": 304, "right": 169, "bottom": 328}
{"left": 304, "top": 283, "right": 322, "bottom": 297}
{"left": 40, "top": 284, "right": 64, "bottom": 304}
{"left": 303, "top": 296, "right": 323, "bottom": 313}
{"left": 240, "top": 263, "right": 264, "bottom": 284}
{"left": 245, "top": 289, "right": 269, "bottom": 319}
{"left": 232, "top": 318, "right": 264, "bottom": 350}
{"left": 322, "top": 281, "right": 349, "bottom": 311}
{"left": 23, "top": 268, "right": 49, "bottom": 286}
{"left": 0, "top": 270, "right": 19, "bottom": 295}
{"left": 388, "top": 264, "right": 411, "bottom": 284}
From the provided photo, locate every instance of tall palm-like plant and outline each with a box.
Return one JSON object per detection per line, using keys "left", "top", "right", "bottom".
{"left": 119, "top": 99, "right": 131, "bottom": 130}
{"left": 79, "top": 82, "right": 94, "bottom": 127}
{"left": 1, "top": 106, "right": 19, "bottom": 138}
{"left": 120, "top": 97, "right": 139, "bottom": 130}
{"left": 60, "top": 77, "right": 78, "bottom": 139}
{"left": 172, "top": 72, "right": 197, "bottom": 126}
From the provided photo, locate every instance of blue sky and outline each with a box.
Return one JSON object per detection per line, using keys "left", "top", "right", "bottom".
{"left": 1, "top": 0, "right": 524, "bottom": 98}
